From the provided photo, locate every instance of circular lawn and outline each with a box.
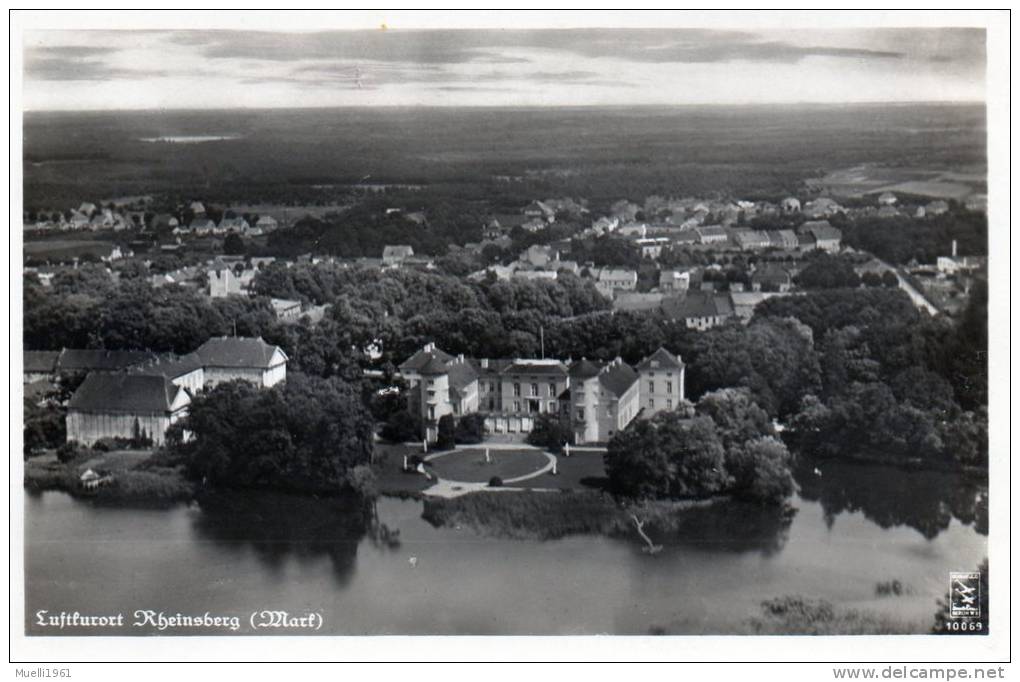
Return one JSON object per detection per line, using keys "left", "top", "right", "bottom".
{"left": 426, "top": 448, "right": 551, "bottom": 484}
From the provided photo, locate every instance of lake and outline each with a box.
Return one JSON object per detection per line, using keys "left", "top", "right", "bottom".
{"left": 24, "top": 461, "right": 986, "bottom": 635}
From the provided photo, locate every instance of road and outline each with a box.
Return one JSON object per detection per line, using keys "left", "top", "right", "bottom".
{"left": 876, "top": 258, "right": 940, "bottom": 315}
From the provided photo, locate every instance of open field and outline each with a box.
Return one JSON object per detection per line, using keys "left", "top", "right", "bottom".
{"left": 426, "top": 448, "right": 549, "bottom": 483}
{"left": 24, "top": 104, "right": 986, "bottom": 211}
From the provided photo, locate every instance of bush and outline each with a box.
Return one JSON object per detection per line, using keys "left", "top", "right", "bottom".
{"left": 488, "top": 476, "right": 503, "bottom": 488}
{"left": 455, "top": 413, "right": 486, "bottom": 444}
{"left": 436, "top": 414, "right": 457, "bottom": 450}
{"left": 380, "top": 410, "right": 422, "bottom": 444}
{"left": 527, "top": 412, "right": 573, "bottom": 452}
{"left": 56, "top": 441, "right": 87, "bottom": 463}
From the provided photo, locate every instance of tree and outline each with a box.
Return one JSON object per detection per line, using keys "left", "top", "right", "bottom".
{"left": 436, "top": 414, "right": 457, "bottom": 450}
{"left": 223, "top": 232, "right": 245, "bottom": 255}
{"left": 455, "top": 413, "right": 486, "bottom": 444}
{"left": 526, "top": 412, "right": 572, "bottom": 452}
{"left": 176, "top": 373, "right": 373, "bottom": 493}
{"left": 695, "top": 388, "right": 774, "bottom": 449}
{"left": 380, "top": 410, "right": 421, "bottom": 444}
{"left": 606, "top": 413, "right": 728, "bottom": 499}
{"left": 726, "top": 437, "right": 795, "bottom": 505}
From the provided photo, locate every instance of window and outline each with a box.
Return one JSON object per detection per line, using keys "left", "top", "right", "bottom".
{"left": 549, "top": 401, "right": 557, "bottom": 412}
{"left": 576, "top": 409, "right": 584, "bottom": 421}
{"left": 428, "top": 406, "right": 435, "bottom": 420}
{"left": 648, "top": 398, "right": 655, "bottom": 408}
{"left": 648, "top": 380, "right": 655, "bottom": 393}
{"left": 549, "top": 383, "right": 557, "bottom": 397}
{"left": 513, "top": 400, "right": 520, "bottom": 412}
{"left": 530, "top": 383, "right": 539, "bottom": 397}
{"left": 666, "top": 399, "right": 673, "bottom": 409}
{"left": 489, "top": 398, "right": 495, "bottom": 410}
{"left": 427, "top": 379, "right": 434, "bottom": 386}
{"left": 490, "top": 382, "right": 496, "bottom": 392}
{"left": 453, "top": 404, "right": 460, "bottom": 415}
{"left": 427, "top": 390, "right": 436, "bottom": 399}
{"left": 666, "top": 382, "right": 673, "bottom": 394}
{"left": 513, "top": 383, "right": 521, "bottom": 397}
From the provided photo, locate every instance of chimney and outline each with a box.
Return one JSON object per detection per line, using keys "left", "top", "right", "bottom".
{"left": 457, "top": 354, "right": 465, "bottom": 363}
{"left": 952, "top": 239, "right": 958, "bottom": 258}
{"left": 481, "top": 358, "right": 489, "bottom": 369}
{"left": 424, "top": 342, "right": 435, "bottom": 353}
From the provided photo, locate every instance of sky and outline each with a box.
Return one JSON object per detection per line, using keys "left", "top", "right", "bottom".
{"left": 21, "top": 26, "right": 986, "bottom": 110}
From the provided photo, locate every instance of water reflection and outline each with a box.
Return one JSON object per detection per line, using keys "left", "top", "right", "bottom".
{"left": 191, "top": 491, "right": 375, "bottom": 586}
{"left": 793, "top": 458, "right": 988, "bottom": 540}
{"left": 641, "top": 500, "right": 796, "bottom": 556}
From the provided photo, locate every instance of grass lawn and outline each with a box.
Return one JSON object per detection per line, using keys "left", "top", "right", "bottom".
{"left": 373, "top": 443, "right": 434, "bottom": 496}
{"left": 506, "top": 449, "right": 608, "bottom": 491}
{"left": 427, "top": 448, "right": 549, "bottom": 484}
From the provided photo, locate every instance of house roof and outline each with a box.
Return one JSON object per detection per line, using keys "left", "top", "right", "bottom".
{"left": 446, "top": 359, "right": 479, "bottom": 390}
{"left": 132, "top": 352, "right": 204, "bottom": 380}
{"left": 807, "top": 224, "right": 843, "bottom": 242}
{"left": 194, "top": 337, "right": 286, "bottom": 369}
{"left": 399, "top": 346, "right": 454, "bottom": 373}
{"left": 752, "top": 264, "right": 792, "bottom": 284}
{"left": 418, "top": 356, "right": 451, "bottom": 376}
{"left": 635, "top": 347, "right": 684, "bottom": 372}
{"left": 382, "top": 245, "right": 414, "bottom": 259}
{"left": 69, "top": 373, "right": 187, "bottom": 414}
{"left": 599, "top": 361, "right": 638, "bottom": 397}
{"left": 24, "top": 350, "right": 60, "bottom": 374}
{"left": 569, "top": 358, "right": 603, "bottom": 379}
{"left": 661, "top": 291, "right": 734, "bottom": 320}
{"left": 501, "top": 361, "right": 568, "bottom": 377}
{"left": 57, "top": 349, "right": 157, "bottom": 373}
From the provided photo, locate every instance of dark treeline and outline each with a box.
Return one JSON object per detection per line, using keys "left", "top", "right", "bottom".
{"left": 26, "top": 259, "right": 987, "bottom": 471}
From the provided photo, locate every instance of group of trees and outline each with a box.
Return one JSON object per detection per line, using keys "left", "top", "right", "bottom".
{"left": 605, "top": 388, "right": 794, "bottom": 505}
{"left": 169, "top": 373, "right": 374, "bottom": 494}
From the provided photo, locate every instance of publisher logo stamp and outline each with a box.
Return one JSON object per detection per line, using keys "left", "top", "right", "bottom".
{"left": 949, "top": 571, "right": 981, "bottom": 618}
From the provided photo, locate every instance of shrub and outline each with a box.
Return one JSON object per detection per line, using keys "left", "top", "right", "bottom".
{"left": 527, "top": 412, "right": 573, "bottom": 452}
{"left": 455, "top": 413, "right": 486, "bottom": 444}
{"left": 488, "top": 476, "right": 503, "bottom": 488}
{"left": 56, "top": 441, "right": 87, "bottom": 463}
{"left": 436, "top": 414, "right": 457, "bottom": 450}
{"left": 380, "top": 410, "right": 422, "bottom": 444}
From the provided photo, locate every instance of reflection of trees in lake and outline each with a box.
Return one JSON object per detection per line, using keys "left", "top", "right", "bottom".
{"left": 641, "top": 501, "right": 796, "bottom": 557}
{"left": 191, "top": 491, "right": 374, "bottom": 586}
{"left": 793, "top": 459, "right": 987, "bottom": 540}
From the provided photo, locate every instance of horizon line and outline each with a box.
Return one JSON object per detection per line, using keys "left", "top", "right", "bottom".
{"left": 23, "top": 100, "right": 987, "bottom": 115}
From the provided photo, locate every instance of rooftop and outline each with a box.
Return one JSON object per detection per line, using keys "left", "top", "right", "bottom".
{"left": 69, "top": 373, "right": 187, "bottom": 414}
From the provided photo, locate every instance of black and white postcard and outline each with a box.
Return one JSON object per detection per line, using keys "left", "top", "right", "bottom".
{"left": 9, "top": 9, "right": 1010, "bottom": 669}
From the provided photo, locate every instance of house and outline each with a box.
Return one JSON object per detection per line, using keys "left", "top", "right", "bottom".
{"left": 399, "top": 343, "right": 647, "bottom": 444}
{"left": 78, "top": 202, "right": 97, "bottom": 216}
{"left": 24, "top": 350, "right": 61, "bottom": 383}
{"left": 208, "top": 267, "right": 251, "bottom": 298}
{"left": 485, "top": 214, "right": 530, "bottom": 237}
{"left": 189, "top": 218, "right": 217, "bottom": 235}
{"left": 66, "top": 373, "right": 190, "bottom": 446}
{"left": 751, "top": 263, "right": 792, "bottom": 292}
{"left": 591, "top": 216, "right": 620, "bottom": 235}
{"left": 803, "top": 221, "right": 842, "bottom": 252}
{"left": 659, "top": 269, "right": 691, "bottom": 293}
{"left": 399, "top": 344, "right": 480, "bottom": 441}
{"left": 270, "top": 298, "right": 302, "bottom": 320}
{"left": 780, "top": 197, "right": 801, "bottom": 214}
{"left": 219, "top": 216, "right": 250, "bottom": 234}
{"left": 570, "top": 358, "right": 639, "bottom": 444}
{"left": 661, "top": 291, "right": 734, "bottom": 330}
{"left": 635, "top": 348, "right": 685, "bottom": 417}
{"left": 802, "top": 197, "right": 844, "bottom": 219}
{"left": 877, "top": 206, "right": 900, "bottom": 219}
{"left": 193, "top": 336, "right": 288, "bottom": 388}
{"left": 151, "top": 214, "right": 179, "bottom": 232}
{"left": 255, "top": 215, "right": 279, "bottom": 232}
{"left": 694, "top": 225, "right": 729, "bottom": 245}
{"left": 767, "top": 230, "right": 799, "bottom": 250}
{"left": 594, "top": 268, "right": 638, "bottom": 300}
{"left": 964, "top": 194, "right": 987, "bottom": 213}
{"left": 524, "top": 201, "right": 555, "bottom": 222}
{"left": 382, "top": 245, "right": 415, "bottom": 266}
{"left": 68, "top": 212, "right": 91, "bottom": 230}
{"left": 613, "top": 292, "right": 663, "bottom": 312}
{"left": 519, "top": 244, "right": 559, "bottom": 269}
{"left": 131, "top": 353, "right": 206, "bottom": 395}
{"left": 190, "top": 201, "right": 206, "bottom": 215}
{"left": 730, "top": 291, "right": 768, "bottom": 323}
{"left": 877, "top": 192, "right": 898, "bottom": 206}
{"left": 513, "top": 269, "right": 558, "bottom": 282}
{"left": 633, "top": 237, "right": 670, "bottom": 259}
{"left": 729, "top": 229, "right": 771, "bottom": 251}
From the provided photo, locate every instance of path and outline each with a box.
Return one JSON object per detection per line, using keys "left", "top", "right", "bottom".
{"left": 876, "top": 258, "right": 940, "bottom": 316}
